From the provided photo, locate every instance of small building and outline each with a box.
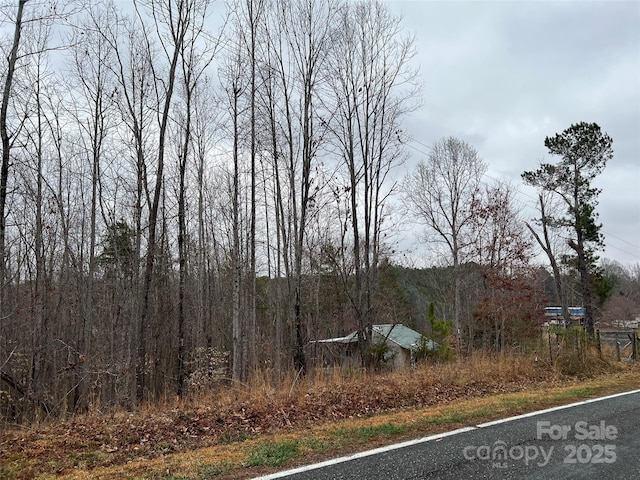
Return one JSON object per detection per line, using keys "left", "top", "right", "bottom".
{"left": 309, "top": 324, "right": 437, "bottom": 370}
{"left": 543, "top": 306, "right": 585, "bottom": 327}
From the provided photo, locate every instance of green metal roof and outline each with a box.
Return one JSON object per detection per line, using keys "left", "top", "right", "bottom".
{"left": 372, "top": 324, "right": 432, "bottom": 351}
{"left": 312, "top": 324, "right": 437, "bottom": 351}
{"left": 312, "top": 332, "right": 359, "bottom": 344}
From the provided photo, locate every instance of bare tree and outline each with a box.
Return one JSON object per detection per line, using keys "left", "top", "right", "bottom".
{"left": 219, "top": 26, "right": 249, "bottom": 381}
{"left": 470, "top": 182, "right": 533, "bottom": 271}
{"left": 469, "top": 182, "right": 539, "bottom": 351}
{"left": 0, "top": 0, "right": 75, "bottom": 419}
{"left": 93, "top": 3, "right": 157, "bottom": 404}
{"left": 173, "top": 0, "right": 217, "bottom": 396}
{"left": 132, "top": 0, "right": 195, "bottom": 401}
{"left": 66, "top": 3, "right": 118, "bottom": 410}
{"left": 225, "top": 0, "right": 264, "bottom": 382}
{"left": 265, "top": 0, "right": 337, "bottom": 374}
{"left": 21, "top": 23, "right": 51, "bottom": 417}
{"left": 96, "top": 0, "right": 197, "bottom": 401}
{"left": 326, "top": 0, "right": 418, "bottom": 365}
{"left": 404, "top": 137, "right": 486, "bottom": 351}
{"left": 525, "top": 192, "right": 572, "bottom": 325}
{"left": 0, "top": 0, "right": 27, "bottom": 308}
{"left": 190, "top": 79, "right": 220, "bottom": 355}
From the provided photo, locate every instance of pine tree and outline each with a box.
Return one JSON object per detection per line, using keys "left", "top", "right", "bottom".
{"left": 522, "top": 122, "right": 613, "bottom": 335}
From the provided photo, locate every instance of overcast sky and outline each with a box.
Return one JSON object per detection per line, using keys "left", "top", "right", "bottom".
{"left": 384, "top": 0, "right": 640, "bottom": 267}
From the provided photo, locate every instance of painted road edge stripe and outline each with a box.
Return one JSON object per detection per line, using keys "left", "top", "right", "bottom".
{"left": 253, "top": 388, "right": 640, "bottom": 479}
{"left": 476, "top": 388, "right": 640, "bottom": 428}
{"left": 253, "top": 426, "right": 476, "bottom": 480}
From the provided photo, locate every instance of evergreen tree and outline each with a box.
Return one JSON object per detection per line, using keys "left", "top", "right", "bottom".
{"left": 522, "top": 122, "right": 613, "bottom": 335}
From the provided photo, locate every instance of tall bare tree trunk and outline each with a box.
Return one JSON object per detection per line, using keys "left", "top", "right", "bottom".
{"left": 526, "top": 193, "right": 570, "bottom": 325}
{"left": 231, "top": 81, "right": 245, "bottom": 382}
{"left": 247, "top": 0, "right": 259, "bottom": 379}
{"left": 328, "top": 0, "right": 418, "bottom": 365}
{"left": 136, "top": 0, "right": 187, "bottom": 403}
{"left": 176, "top": 94, "right": 190, "bottom": 396}
{"left": 32, "top": 67, "right": 48, "bottom": 418}
{"left": 0, "top": 0, "right": 27, "bottom": 308}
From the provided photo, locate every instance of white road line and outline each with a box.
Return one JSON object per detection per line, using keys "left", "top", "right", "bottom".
{"left": 252, "top": 388, "right": 640, "bottom": 479}
{"left": 253, "top": 427, "right": 476, "bottom": 480}
{"left": 476, "top": 388, "right": 640, "bottom": 428}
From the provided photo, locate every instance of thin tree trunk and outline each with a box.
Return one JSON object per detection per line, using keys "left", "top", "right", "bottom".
{"left": 0, "top": 0, "right": 27, "bottom": 305}
{"left": 247, "top": 0, "right": 259, "bottom": 379}
{"left": 526, "top": 194, "right": 570, "bottom": 326}
{"left": 176, "top": 94, "right": 190, "bottom": 396}
{"left": 231, "top": 84, "right": 245, "bottom": 382}
{"left": 137, "top": 16, "right": 183, "bottom": 403}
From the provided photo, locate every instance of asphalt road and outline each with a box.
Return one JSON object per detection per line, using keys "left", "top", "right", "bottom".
{"left": 256, "top": 389, "right": 640, "bottom": 480}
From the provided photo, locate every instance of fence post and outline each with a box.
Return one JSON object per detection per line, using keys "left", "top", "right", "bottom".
{"left": 596, "top": 329, "right": 602, "bottom": 359}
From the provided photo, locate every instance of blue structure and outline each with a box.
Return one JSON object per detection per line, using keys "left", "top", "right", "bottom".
{"left": 543, "top": 306, "right": 585, "bottom": 326}
{"left": 544, "top": 306, "right": 585, "bottom": 317}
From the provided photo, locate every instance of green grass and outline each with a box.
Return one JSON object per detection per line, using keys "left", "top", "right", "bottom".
{"left": 197, "top": 462, "right": 234, "bottom": 478}
{"left": 552, "top": 387, "right": 596, "bottom": 400}
{"left": 421, "top": 411, "right": 465, "bottom": 425}
{"left": 300, "top": 437, "right": 329, "bottom": 452}
{"left": 335, "top": 423, "right": 407, "bottom": 441}
{"left": 469, "top": 407, "right": 496, "bottom": 419}
{"left": 246, "top": 440, "right": 300, "bottom": 467}
{"left": 419, "top": 406, "right": 496, "bottom": 426}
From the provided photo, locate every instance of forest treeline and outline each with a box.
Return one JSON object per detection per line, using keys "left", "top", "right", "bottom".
{"left": 0, "top": 0, "right": 638, "bottom": 423}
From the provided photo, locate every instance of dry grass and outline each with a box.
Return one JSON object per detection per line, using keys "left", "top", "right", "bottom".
{"left": 0, "top": 350, "right": 636, "bottom": 479}
{"left": 211, "top": 351, "right": 564, "bottom": 418}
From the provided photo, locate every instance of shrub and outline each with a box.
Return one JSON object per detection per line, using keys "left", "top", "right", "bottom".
{"left": 366, "top": 342, "right": 396, "bottom": 371}
{"left": 414, "top": 302, "right": 454, "bottom": 363}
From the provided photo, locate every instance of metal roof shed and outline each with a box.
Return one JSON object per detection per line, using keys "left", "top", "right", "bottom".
{"left": 310, "top": 324, "right": 437, "bottom": 370}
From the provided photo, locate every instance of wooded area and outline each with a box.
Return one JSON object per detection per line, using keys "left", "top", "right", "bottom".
{"left": 0, "top": 0, "right": 638, "bottom": 424}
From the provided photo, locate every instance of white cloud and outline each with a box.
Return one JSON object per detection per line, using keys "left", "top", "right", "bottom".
{"left": 388, "top": 0, "right": 640, "bottom": 266}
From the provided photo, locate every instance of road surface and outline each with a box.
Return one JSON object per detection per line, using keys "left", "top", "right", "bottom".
{"left": 255, "top": 389, "right": 640, "bottom": 479}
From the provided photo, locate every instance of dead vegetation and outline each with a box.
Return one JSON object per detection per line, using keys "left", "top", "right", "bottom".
{"left": 0, "top": 351, "right": 632, "bottom": 479}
